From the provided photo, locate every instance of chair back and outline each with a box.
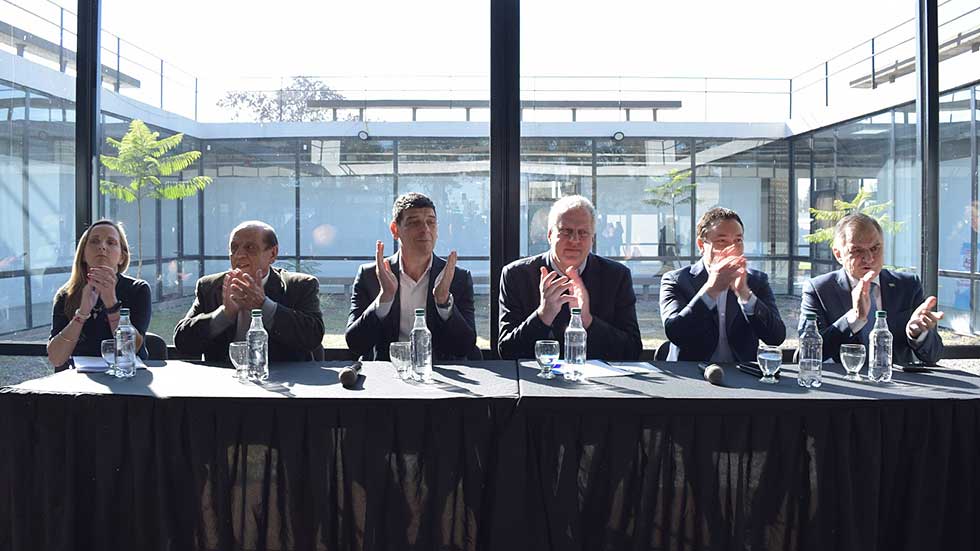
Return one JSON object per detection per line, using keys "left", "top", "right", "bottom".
{"left": 655, "top": 341, "right": 670, "bottom": 361}
{"left": 144, "top": 332, "right": 168, "bottom": 361}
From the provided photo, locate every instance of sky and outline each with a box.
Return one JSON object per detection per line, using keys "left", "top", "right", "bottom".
{"left": 29, "top": 0, "right": 974, "bottom": 121}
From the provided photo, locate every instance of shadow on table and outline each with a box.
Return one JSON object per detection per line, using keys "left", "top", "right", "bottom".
{"left": 82, "top": 368, "right": 156, "bottom": 394}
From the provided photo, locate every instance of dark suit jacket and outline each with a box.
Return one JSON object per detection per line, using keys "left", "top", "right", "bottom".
{"left": 497, "top": 252, "right": 642, "bottom": 361}
{"left": 174, "top": 267, "right": 324, "bottom": 362}
{"left": 659, "top": 260, "right": 786, "bottom": 362}
{"left": 345, "top": 253, "right": 478, "bottom": 361}
{"left": 800, "top": 268, "right": 943, "bottom": 365}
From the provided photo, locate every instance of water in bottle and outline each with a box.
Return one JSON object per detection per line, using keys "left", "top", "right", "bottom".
{"left": 410, "top": 308, "right": 433, "bottom": 383}
{"left": 868, "top": 310, "right": 893, "bottom": 383}
{"left": 798, "top": 313, "right": 823, "bottom": 388}
{"left": 246, "top": 309, "right": 269, "bottom": 381}
{"left": 564, "top": 307, "right": 587, "bottom": 381}
{"left": 114, "top": 308, "right": 137, "bottom": 379}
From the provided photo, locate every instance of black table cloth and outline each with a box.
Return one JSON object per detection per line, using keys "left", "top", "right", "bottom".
{"left": 2, "top": 359, "right": 980, "bottom": 551}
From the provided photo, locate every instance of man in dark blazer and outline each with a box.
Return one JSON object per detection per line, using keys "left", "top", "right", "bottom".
{"left": 800, "top": 213, "right": 944, "bottom": 364}
{"left": 660, "top": 207, "right": 785, "bottom": 362}
{"left": 174, "top": 221, "right": 324, "bottom": 362}
{"left": 498, "top": 195, "right": 642, "bottom": 361}
{"left": 345, "top": 193, "right": 478, "bottom": 360}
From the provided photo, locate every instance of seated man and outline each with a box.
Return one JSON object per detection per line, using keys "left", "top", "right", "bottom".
{"left": 660, "top": 207, "right": 785, "bottom": 361}
{"left": 174, "top": 221, "right": 324, "bottom": 362}
{"left": 345, "top": 192, "right": 478, "bottom": 360}
{"left": 498, "top": 195, "right": 641, "bottom": 360}
{"left": 800, "top": 212, "right": 944, "bottom": 364}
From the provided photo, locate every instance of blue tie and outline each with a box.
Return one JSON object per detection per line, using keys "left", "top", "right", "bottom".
{"left": 859, "top": 282, "right": 878, "bottom": 347}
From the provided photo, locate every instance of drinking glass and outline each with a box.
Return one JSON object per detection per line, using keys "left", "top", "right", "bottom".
{"left": 757, "top": 344, "right": 782, "bottom": 384}
{"left": 389, "top": 342, "right": 413, "bottom": 381}
{"left": 100, "top": 339, "right": 117, "bottom": 375}
{"left": 840, "top": 344, "right": 866, "bottom": 381}
{"left": 229, "top": 341, "right": 249, "bottom": 383}
{"left": 534, "top": 340, "right": 559, "bottom": 380}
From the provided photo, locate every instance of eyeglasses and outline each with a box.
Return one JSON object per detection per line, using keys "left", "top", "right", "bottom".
{"left": 555, "top": 227, "right": 593, "bottom": 242}
{"left": 845, "top": 244, "right": 883, "bottom": 258}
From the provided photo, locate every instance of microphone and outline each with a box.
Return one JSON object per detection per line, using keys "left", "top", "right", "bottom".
{"left": 698, "top": 363, "right": 725, "bottom": 386}
{"left": 340, "top": 356, "right": 365, "bottom": 389}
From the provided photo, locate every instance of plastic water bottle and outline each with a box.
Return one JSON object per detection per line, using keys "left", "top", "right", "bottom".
{"left": 411, "top": 308, "right": 432, "bottom": 383}
{"left": 564, "top": 307, "right": 587, "bottom": 381}
{"left": 868, "top": 310, "right": 893, "bottom": 383}
{"left": 114, "top": 308, "right": 137, "bottom": 379}
{"left": 246, "top": 309, "right": 269, "bottom": 381}
{"left": 798, "top": 313, "right": 823, "bottom": 388}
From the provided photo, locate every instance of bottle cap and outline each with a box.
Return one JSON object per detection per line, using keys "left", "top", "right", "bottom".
{"left": 571, "top": 307, "right": 582, "bottom": 315}
{"left": 804, "top": 313, "right": 816, "bottom": 321}
{"left": 251, "top": 308, "right": 262, "bottom": 316}
{"left": 875, "top": 310, "right": 887, "bottom": 318}
{"left": 119, "top": 308, "right": 130, "bottom": 316}
{"left": 415, "top": 308, "right": 425, "bottom": 316}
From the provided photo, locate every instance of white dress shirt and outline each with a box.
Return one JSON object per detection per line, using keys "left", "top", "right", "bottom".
{"left": 697, "top": 287, "right": 757, "bottom": 363}
{"left": 375, "top": 254, "right": 453, "bottom": 342}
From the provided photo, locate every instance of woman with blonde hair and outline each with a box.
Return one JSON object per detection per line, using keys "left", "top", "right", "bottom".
{"left": 47, "top": 220, "right": 152, "bottom": 369}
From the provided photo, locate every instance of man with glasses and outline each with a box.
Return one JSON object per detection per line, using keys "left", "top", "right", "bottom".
{"left": 498, "top": 195, "right": 642, "bottom": 360}
{"left": 800, "top": 212, "right": 944, "bottom": 364}
{"left": 660, "top": 207, "right": 785, "bottom": 361}
{"left": 175, "top": 220, "right": 325, "bottom": 362}
{"left": 345, "top": 192, "right": 478, "bottom": 360}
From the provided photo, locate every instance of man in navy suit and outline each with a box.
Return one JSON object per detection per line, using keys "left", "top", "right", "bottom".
{"left": 498, "top": 195, "right": 642, "bottom": 361}
{"left": 346, "top": 192, "right": 478, "bottom": 360}
{"left": 800, "top": 213, "right": 944, "bottom": 364}
{"left": 660, "top": 207, "right": 785, "bottom": 362}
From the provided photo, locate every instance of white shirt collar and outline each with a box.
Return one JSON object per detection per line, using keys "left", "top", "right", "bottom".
{"left": 845, "top": 270, "right": 880, "bottom": 289}
{"left": 397, "top": 251, "right": 433, "bottom": 285}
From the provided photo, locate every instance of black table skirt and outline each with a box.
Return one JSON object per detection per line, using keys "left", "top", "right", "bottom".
{"left": 3, "top": 361, "right": 980, "bottom": 551}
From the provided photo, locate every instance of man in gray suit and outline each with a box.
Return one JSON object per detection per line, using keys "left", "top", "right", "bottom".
{"left": 174, "top": 221, "right": 324, "bottom": 362}
{"left": 800, "top": 213, "right": 944, "bottom": 364}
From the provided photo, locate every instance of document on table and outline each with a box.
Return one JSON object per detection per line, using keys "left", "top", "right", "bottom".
{"left": 552, "top": 360, "right": 659, "bottom": 378}
{"left": 73, "top": 356, "right": 147, "bottom": 373}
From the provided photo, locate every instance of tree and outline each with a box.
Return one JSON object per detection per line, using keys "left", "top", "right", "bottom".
{"left": 644, "top": 169, "right": 695, "bottom": 269}
{"left": 99, "top": 120, "right": 212, "bottom": 277}
{"left": 217, "top": 76, "right": 346, "bottom": 122}
{"left": 804, "top": 185, "right": 904, "bottom": 245}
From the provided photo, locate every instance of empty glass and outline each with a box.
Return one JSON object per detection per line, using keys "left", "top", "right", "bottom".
{"left": 389, "top": 342, "right": 413, "bottom": 381}
{"left": 100, "top": 339, "right": 117, "bottom": 375}
{"left": 840, "top": 343, "right": 866, "bottom": 381}
{"left": 534, "top": 340, "right": 559, "bottom": 379}
{"left": 229, "top": 341, "right": 249, "bottom": 383}
{"left": 757, "top": 344, "right": 782, "bottom": 384}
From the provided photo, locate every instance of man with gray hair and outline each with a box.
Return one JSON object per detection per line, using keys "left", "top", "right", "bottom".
{"left": 800, "top": 212, "right": 944, "bottom": 364}
{"left": 175, "top": 220, "right": 325, "bottom": 362}
{"left": 498, "top": 195, "right": 642, "bottom": 360}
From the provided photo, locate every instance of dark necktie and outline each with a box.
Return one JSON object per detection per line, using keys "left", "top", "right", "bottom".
{"left": 859, "top": 282, "right": 879, "bottom": 347}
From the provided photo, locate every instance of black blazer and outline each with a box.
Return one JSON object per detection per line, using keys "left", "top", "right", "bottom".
{"left": 173, "top": 267, "right": 324, "bottom": 362}
{"left": 800, "top": 268, "right": 943, "bottom": 365}
{"left": 497, "top": 252, "right": 642, "bottom": 361}
{"left": 659, "top": 260, "right": 785, "bottom": 362}
{"left": 49, "top": 272, "right": 152, "bottom": 361}
{"left": 345, "top": 253, "right": 479, "bottom": 361}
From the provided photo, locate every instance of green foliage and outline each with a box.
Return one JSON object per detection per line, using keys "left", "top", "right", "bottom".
{"left": 99, "top": 119, "right": 212, "bottom": 276}
{"left": 804, "top": 186, "right": 905, "bottom": 245}
{"left": 643, "top": 169, "right": 695, "bottom": 209}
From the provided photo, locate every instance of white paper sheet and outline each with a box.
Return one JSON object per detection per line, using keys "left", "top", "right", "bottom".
{"left": 73, "top": 356, "right": 147, "bottom": 373}
{"left": 552, "top": 360, "right": 659, "bottom": 378}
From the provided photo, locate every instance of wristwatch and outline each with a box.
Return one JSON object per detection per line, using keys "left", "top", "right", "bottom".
{"left": 436, "top": 294, "right": 453, "bottom": 309}
{"left": 104, "top": 300, "right": 123, "bottom": 314}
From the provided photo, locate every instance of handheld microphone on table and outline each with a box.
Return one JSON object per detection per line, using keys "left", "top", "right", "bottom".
{"left": 340, "top": 355, "right": 365, "bottom": 389}
{"left": 697, "top": 363, "right": 725, "bottom": 386}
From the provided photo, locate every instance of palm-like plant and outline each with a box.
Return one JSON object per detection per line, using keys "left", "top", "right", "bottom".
{"left": 804, "top": 185, "right": 904, "bottom": 244}
{"left": 644, "top": 169, "right": 695, "bottom": 267}
{"left": 99, "top": 120, "right": 212, "bottom": 276}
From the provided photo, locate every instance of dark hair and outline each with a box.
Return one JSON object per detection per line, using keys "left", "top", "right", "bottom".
{"left": 696, "top": 207, "right": 743, "bottom": 240}
{"left": 392, "top": 192, "right": 436, "bottom": 224}
{"left": 834, "top": 212, "right": 883, "bottom": 246}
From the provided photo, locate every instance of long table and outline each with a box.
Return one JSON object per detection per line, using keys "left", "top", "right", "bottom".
{"left": 3, "top": 359, "right": 980, "bottom": 551}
